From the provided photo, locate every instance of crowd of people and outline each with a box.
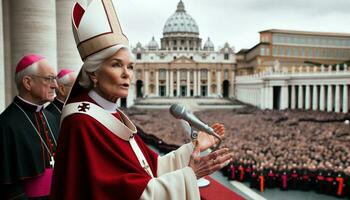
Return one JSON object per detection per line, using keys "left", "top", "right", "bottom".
{"left": 128, "top": 106, "right": 350, "bottom": 198}
{"left": 197, "top": 108, "right": 350, "bottom": 198}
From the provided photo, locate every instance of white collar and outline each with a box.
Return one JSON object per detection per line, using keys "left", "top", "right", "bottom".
{"left": 88, "top": 90, "right": 118, "bottom": 112}
{"left": 17, "top": 95, "right": 44, "bottom": 112}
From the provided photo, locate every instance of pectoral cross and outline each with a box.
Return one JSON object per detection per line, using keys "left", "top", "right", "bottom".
{"left": 142, "top": 160, "right": 151, "bottom": 176}
{"left": 50, "top": 156, "right": 55, "bottom": 168}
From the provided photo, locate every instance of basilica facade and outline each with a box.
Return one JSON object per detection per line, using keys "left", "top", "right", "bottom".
{"left": 132, "top": 1, "right": 236, "bottom": 98}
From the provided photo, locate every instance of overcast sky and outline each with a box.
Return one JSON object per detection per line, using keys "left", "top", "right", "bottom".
{"left": 115, "top": 0, "right": 350, "bottom": 51}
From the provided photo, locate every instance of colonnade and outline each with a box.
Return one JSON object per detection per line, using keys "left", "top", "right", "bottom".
{"left": 141, "top": 68, "right": 233, "bottom": 97}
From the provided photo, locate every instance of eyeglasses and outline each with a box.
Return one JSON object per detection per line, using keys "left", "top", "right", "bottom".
{"left": 30, "top": 75, "right": 57, "bottom": 83}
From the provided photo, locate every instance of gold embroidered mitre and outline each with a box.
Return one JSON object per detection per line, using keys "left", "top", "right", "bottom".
{"left": 71, "top": 0, "right": 129, "bottom": 61}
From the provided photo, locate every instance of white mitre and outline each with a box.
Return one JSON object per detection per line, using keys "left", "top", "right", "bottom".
{"left": 71, "top": 0, "right": 129, "bottom": 61}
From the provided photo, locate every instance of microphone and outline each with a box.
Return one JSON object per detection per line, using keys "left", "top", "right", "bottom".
{"left": 169, "top": 104, "right": 216, "bottom": 136}
{"left": 169, "top": 104, "right": 222, "bottom": 150}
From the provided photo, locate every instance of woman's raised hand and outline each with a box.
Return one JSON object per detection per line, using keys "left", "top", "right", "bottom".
{"left": 189, "top": 141, "right": 232, "bottom": 179}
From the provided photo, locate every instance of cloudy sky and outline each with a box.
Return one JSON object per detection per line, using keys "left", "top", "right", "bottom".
{"left": 114, "top": 0, "right": 350, "bottom": 51}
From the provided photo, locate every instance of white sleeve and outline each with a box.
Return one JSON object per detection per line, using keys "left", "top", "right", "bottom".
{"left": 139, "top": 166, "right": 200, "bottom": 200}
{"left": 157, "top": 143, "right": 194, "bottom": 176}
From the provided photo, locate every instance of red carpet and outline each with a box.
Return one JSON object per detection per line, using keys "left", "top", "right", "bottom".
{"left": 200, "top": 176, "right": 245, "bottom": 200}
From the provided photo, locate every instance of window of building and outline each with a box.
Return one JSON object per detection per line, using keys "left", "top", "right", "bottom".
{"left": 190, "top": 56, "right": 193, "bottom": 60}
{"left": 279, "top": 47, "right": 284, "bottom": 55}
{"left": 273, "top": 47, "right": 277, "bottom": 56}
{"left": 260, "top": 48, "right": 265, "bottom": 56}
{"left": 224, "top": 53, "right": 229, "bottom": 60}
{"left": 286, "top": 48, "right": 291, "bottom": 56}
{"left": 137, "top": 69, "right": 142, "bottom": 79}
{"left": 201, "top": 69, "right": 208, "bottom": 80}
{"left": 159, "top": 69, "right": 166, "bottom": 80}
{"left": 136, "top": 53, "right": 142, "bottom": 60}
{"left": 293, "top": 48, "right": 298, "bottom": 56}
{"left": 301, "top": 48, "right": 305, "bottom": 57}
{"left": 266, "top": 48, "right": 270, "bottom": 55}
{"left": 315, "top": 49, "right": 320, "bottom": 57}
{"left": 180, "top": 70, "right": 187, "bottom": 80}
{"left": 173, "top": 40, "right": 177, "bottom": 45}
{"left": 224, "top": 69, "right": 228, "bottom": 80}
{"left": 308, "top": 49, "right": 313, "bottom": 57}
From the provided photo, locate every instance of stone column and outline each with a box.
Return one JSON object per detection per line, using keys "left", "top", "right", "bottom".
{"left": 155, "top": 69, "right": 159, "bottom": 96}
{"left": 343, "top": 84, "right": 348, "bottom": 113}
{"left": 207, "top": 70, "right": 210, "bottom": 97}
{"left": 193, "top": 70, "right": 197, "bottom": 96}
{"left": 166, "top": 69, "right": 169, "bottom": 96}
{"left": 327, "top": 85, "right": 333, "bottom": 112}
{"left": 169, "top": 69, "right": 174, "bottom": 97}
{"left": 0, "top": 0, "right": 5, "bottom": 112}
{"left": 231, "top": 71, "right": 235, "bottom": 97}
{"left": 197, "top": 69, "right": 201, "bottom": 96}
{"left": 186, "top": 70, "right": 190, "bottom": 96}
{"left": 56, "top": 0, "right": 82, "bottom": 71}
{"left": 319, "top": 85, "right": 325, "bottom": 111}
{"left": 312, "top": 85, "right": 318, "bottom": 110}
{"left": 144, "top": 70, "right": 149, "bottom": 96}
{"left": 335, "top": 85, "right": 340, "bottom": 112}
{"left": 9, "top": 0, "right": 57, "bottom": 97}
{"left": 260, "top": 86, "right": 265, "bottom": 109}
{"left": 177, "top": 70, "right": 180, "bottom": 97}
{"left": 298, "top": 85, "right": 304, "bottom": 109}
{"left": 267, "top": 86, "right": 273, "bottom": 109}
{"left": 280, "top": 85, "right": 289, "bottom": 109}
{"left": 305, "top": 85, "right": 311, "bottom": 109}
{"left": 291, "top": 85, "right": 296, "bottom": 109}
{"left": 217, "top": 70, "right": 221, "bottom": 97}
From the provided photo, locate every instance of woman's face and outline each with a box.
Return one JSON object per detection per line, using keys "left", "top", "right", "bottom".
{"left": 92, "top": 48, "right": 134, "bottom": 102}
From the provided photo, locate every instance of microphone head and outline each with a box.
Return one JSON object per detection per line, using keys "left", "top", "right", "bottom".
{"left": 169, "top": 104, "right": 186, "bottom": 119}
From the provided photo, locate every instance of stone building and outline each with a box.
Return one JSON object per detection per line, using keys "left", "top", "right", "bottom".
{"left": 236, "top": 29, "right": 350, "bottom": 75}
{"left": 132, "top": 1, "right": 236, "bottom": 98}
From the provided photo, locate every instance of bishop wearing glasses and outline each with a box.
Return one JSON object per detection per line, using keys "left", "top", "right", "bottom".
{"left": 0, "top": 54, "right": 59, "bottom": 199}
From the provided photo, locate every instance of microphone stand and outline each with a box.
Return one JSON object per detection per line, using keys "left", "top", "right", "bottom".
{"left": 190, "top": 126, "right": 222, "bottom": 188}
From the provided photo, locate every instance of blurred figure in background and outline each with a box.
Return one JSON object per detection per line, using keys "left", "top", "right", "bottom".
{"left": 46, "top": 68, "right": 76, "bottom": 124}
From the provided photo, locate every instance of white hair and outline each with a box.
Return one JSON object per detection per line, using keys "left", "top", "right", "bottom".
{"left": 15, "top": 62, "right": 39, "bottom": 91}
{"left": 57, "top": 72, "right": 77, "bottom": 85}
{"left": 79, "top": 44, "right": 134, "bottom": 89}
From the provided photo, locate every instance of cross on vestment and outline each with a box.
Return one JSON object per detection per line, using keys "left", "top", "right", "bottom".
{"left": 142, "top": 160, "right": 151, "bottom": 176}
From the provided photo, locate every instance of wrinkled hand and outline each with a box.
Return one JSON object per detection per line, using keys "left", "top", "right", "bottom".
{"left": 189, "top": 141, "right": 232, "bottom": 179}
{"left": 195, "top": 123, "right": 225, "bottom": 152}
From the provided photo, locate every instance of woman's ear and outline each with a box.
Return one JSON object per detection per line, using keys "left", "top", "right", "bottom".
{"left": 87, "top": 71, "right": 98, "bottom": 87}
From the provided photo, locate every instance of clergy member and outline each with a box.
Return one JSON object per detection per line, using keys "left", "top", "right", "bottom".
{"left": 50, "top": 1, "right": 232, "bottom": 199}
{"left": 46, "top": 68, "right": 76, "bottom": 123}
{"left": 0, "top": 54, "right": 59, "bottom": 199}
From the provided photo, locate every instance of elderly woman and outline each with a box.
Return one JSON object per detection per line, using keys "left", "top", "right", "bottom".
{"left": 50, "top": 1, "right": 232, "bottom": 200}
